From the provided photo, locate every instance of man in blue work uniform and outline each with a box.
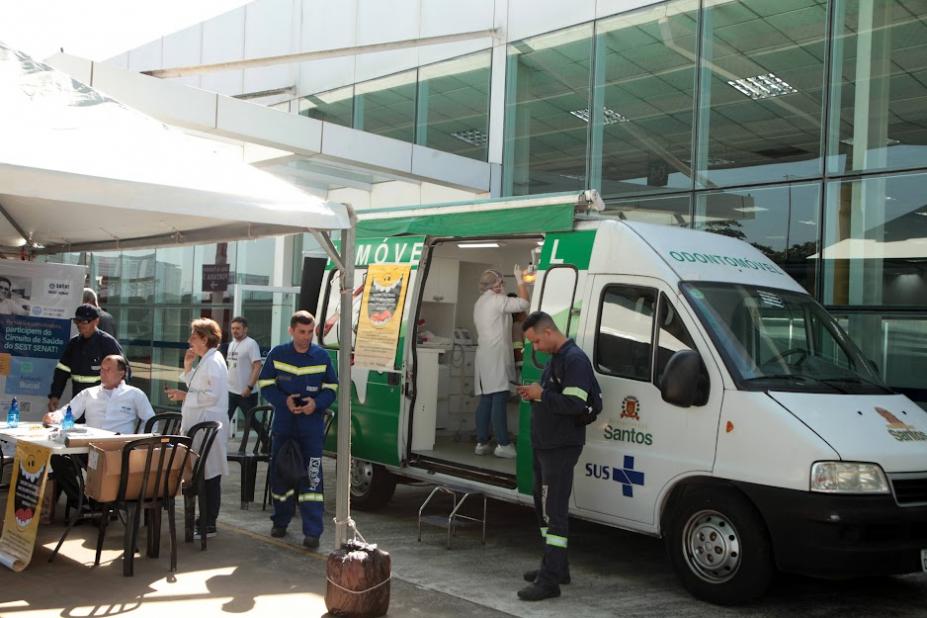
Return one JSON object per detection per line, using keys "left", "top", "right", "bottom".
{"left": 516, "top": 311, "right": 599, "bottom": 602}
{"left": 48, "top": 304, "right": 125, "bottom": 416}
{"left": 258, "top": 310, "right": 338, "bottom": 549}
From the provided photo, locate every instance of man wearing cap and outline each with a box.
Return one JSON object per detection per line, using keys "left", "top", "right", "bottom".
{"left": 48, "top": 304, "right": 126, "bottom": 415}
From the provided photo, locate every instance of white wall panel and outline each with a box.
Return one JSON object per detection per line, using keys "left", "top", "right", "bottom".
{"left": 328, "top": 187, "right": 372, "bottom": 211}
{"left": 420, "top": 0, "right": 493, "bottom": 37}
{"left": 505, "top": 0, "right": 596, "bottom": 41}
{"left": 163, "top": 24, "right": 203, "bottom": 89}
{"left": 297, "top": 57, "right": 356, "bottom": 96}
{"left": 321, "top": 123, "right": 413, "bottom": 173}
{"left": 370, "top": 181, "right": 421, "bottom": 209}
{"left": 243, "top": 0, "right": 298, "bottom": 93}
{"left": 127, "top": 39, "right": 162, "bottom": 72}
{"left": 217, "top": 96, "right": 322, "bottom": 152}
{"left": 355, "top": 0, "right": 419, "bottom": 45}
{"left": 355, "top": 49, "right": 418, "bottom": 82}
{"left": 301, "top": 0, "right": 357, "bottom": 51}
{"left": 201, "top": 8, "right": 246, "bottom": 95}
{"left": 106, "top": 53, "right": 130, "bottom": 70}
{"left": 595, "top": 0, "right": 665, "bottom": 19}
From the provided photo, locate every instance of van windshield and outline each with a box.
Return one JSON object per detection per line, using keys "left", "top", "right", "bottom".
{"left": 681, "top": 282, "right": 891, "bottom": 395}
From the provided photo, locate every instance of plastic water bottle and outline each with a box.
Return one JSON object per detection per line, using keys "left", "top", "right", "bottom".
{"left": 61, "top": 405, "right": 75, "bottom": 431}
{"left": 6, "top": 397, "right": 19, "bottom": 428}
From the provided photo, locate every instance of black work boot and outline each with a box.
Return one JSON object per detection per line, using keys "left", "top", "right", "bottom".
{"left": 517, "top": 582, "right": 561, "bottom": 601}
{"left": 523, "top": 569, "right": 571, "bottom": 584}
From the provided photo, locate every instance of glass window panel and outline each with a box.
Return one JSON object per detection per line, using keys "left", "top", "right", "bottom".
{"left": 119, "top": 250, "right": 156, "bottom": 305}
{"left": 152, "top": 307, "right": 194, "bottom": 408}
{"left": 604, "top": 193, "right": 692, "bottom": 226}
{"left": 823, "top": 172, "right": 927, "bottom": 307}
{"left": 235, "top": 237, "right": 275, "bottom": 286}
{"left": 697, "top": 0, "right": 827, "bottom": 186}
{"left": 537, "top": 266, "right": 579, "bottom": 335}
{"left": 91, "top": 252, "right": 123, "bottom": 305}
{"left": 695, "top": 182, "right": 821, "bottom": 294}
{"left": 417, "top": 51, "right": 491, "bottom": 161}
{"left": 354, "top": 70, "right": 417, "bottom": 142}
{"left": 595, "top": 284, "right": 656, "bottom": 380}
{"left": 594, "top": 0, "right": 699, "bottom": 196}
{"left": 299, "top": 85, "right": 354, "bottom": 127}
{"left": 504, "top": 24, "right": 594, "bottom": 196}
{"left": 155, "top": 247, "right": 194, "bottom": 304}
{"left": 828, "top": 0, "right": 927, "bottom": 174}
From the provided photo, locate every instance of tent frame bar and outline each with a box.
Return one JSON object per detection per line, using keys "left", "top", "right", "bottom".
{"left": 0, "top": 199, "right": 33, "bottom": 248}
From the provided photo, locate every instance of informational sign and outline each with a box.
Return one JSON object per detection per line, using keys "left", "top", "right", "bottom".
{"left": 202, "top": 263, "right": 230, "bottom": 292}
{"left": 0, "top": 440, "right": 52, "bottom": 571}
{"left": 0, "top": 262, "right": 85, "bottom": 421}
{"left": 354, "top": 264, "right": 411, "bottom": 370}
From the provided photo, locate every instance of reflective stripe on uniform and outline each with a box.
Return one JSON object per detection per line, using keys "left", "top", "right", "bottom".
{"left": 540, "top": 527, "right": 548, "bottom": 538}
{"left": 56, "top": 362, "right": 71, "bottom": 373}
{"left": 321, "top": 382, "right": 338, "bottom": 392}
{"left": 271, "top": 489, "right": 295, "bottom": 501}
{"left": 257, "top": 378, "right": 276, "bottom": 388}
{"left": 546, "top": 534, "right": 568, "bottom": 548}
{"left": 562, "top": 386, "right": 588, "bottom": 400}
{"left": 298, "top": 492, "right": 324, "bottom": 502}
{"left": 273, "top": 361, "right": 327, "bottom": 376}
{"left": 72, "top": 374, "right": 101, "bottom": 384}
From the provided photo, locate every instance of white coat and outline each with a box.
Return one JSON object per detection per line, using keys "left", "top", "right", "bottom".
{"left": 180, "top": 347, "right": 229, "bottom": 480}
{"left": 473, "top": 290, "right": 530, "bottom": 395}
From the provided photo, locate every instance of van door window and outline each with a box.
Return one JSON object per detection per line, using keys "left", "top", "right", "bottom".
{"left": 653, "top": 293, "right": 698, "bottom": 386}
{"left": 537, "top": 266, "right": 578, "bottom": 334}
{"left": 595, "top": 285, "right": 657, "bottom": 381}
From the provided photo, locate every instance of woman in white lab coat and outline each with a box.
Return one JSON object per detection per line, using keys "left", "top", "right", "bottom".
{"left": 166, "top": 318, "right": 229, "bottom": 538}
{"left": 473, "top": 267, "right": 530, "bottom": 458}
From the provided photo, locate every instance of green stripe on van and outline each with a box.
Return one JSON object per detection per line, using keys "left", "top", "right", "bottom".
{"left": 537, "top": 231, "right": 596, "bottom": 270}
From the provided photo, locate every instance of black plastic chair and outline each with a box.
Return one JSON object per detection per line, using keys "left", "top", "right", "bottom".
{"left": 227, "top": 405, "right": 272, "bottom": 509}
{"left": 94, "top": 435, "right": 193, "bottom": 576}
{"left": 183, "top": 420, "right": 222, "bottom": 550}
{"left": 144, "top": 412, "right": 183, "bottom": 435}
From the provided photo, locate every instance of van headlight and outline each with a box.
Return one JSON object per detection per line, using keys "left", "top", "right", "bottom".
{"left": 810, "top": 462, "right": 889, "bottom": 494}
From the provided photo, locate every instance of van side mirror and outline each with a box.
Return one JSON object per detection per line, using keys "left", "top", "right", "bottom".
{"left": 659, "top": 349, "right": 709, "bottom": 407}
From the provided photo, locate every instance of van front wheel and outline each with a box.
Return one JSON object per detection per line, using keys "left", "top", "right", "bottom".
{"left": 350, "top": 459, "right": 397, "bottom": 511}
{"left": 665, "top": 488, "right": 774, "bottom": 605}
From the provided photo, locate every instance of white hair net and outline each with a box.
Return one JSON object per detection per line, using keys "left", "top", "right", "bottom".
{"left": 479, "top": 269, "right": 504, "bottom": 293}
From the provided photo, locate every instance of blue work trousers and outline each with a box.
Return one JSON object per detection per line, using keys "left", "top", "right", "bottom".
{"left": 269, "top": 424, "right": 324, "bottom": 538}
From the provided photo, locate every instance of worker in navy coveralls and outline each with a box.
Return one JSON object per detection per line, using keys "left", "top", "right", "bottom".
{"left": 516, "top": 311, "right": 598, "bottom": 602}
{"left": 257, "top": 310, "right": 338, "bottom": 549}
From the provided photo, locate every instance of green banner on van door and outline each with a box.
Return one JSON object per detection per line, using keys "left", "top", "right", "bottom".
{"left": 537, "top": 230, "right": 596, "bottom": 270}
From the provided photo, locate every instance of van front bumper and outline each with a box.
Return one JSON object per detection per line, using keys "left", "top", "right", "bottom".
{"left": 736, "top": 482, "right": 927, "bottom": 578}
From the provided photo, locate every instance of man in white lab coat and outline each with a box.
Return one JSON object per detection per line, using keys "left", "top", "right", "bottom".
{"left": 472, "top": 267, "right": 530, "bottom": 458}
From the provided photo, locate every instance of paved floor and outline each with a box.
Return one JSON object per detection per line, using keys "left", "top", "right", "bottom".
{"left": 2, "top": 454, "right": 927, "bottom": 618}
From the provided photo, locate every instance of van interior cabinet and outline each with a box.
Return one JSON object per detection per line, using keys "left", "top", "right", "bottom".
{"left": 423, "top": 257, "right": 458, "bottom": 303}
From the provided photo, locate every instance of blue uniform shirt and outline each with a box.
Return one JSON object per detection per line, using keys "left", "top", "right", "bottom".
{"left": 530, "top": 339, "right": 597, "bottom": 449}
{"left": 257, "top": 341, "right": 338, "bottom": 433}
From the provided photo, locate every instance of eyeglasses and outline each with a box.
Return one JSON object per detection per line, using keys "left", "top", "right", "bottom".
{"left": 73, "top": 318, "right": 93, "bottom": 325}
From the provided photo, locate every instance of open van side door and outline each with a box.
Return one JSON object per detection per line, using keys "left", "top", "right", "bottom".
{"left": 317, "top": 236, "right": 426, "bottom": 467}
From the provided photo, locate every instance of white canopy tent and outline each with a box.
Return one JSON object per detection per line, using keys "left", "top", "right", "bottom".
{"left": 0, "top": 43, "right": 358, "bottom": 546}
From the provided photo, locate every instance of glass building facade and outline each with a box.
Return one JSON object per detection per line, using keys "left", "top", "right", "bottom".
{"left": 501, "top": 0, "right": 927, "bottom": 404}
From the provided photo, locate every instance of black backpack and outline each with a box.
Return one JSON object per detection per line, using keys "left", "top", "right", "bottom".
{"left": 274, "top": 438, "right": 307, "bottom": 488}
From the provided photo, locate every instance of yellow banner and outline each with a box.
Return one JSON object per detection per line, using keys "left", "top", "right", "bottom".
{"left": 354, "top": 264, "right": 412, "bottom": 370}
{"left": 0, "top": 440, "right": 52, "bottom": 571}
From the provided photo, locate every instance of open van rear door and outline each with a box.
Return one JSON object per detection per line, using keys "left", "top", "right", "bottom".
{"left": 317, "top": 236, "right": 427, "bottom": 467}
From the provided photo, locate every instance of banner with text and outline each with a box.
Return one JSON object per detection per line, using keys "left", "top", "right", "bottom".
{"left": 0, "top": 440, "right": 52, "bottom": 571}
{"left": 0, "top": 262, "right": 86, "bottom": 423}
{"left": 354, "top": 264, "right": 411, "bottom": 370}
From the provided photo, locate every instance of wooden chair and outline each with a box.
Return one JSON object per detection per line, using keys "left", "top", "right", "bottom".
{"left": 183, "top": 420, "right": 222, "bottom": 550}
{"left": 94, "top": 435, "right": 193, "bottom": 576}
{"left": 227, "top": 405, "right": 273, "bottom": 509}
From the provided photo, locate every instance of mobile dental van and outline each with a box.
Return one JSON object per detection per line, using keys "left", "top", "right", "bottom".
{"left": 309, "top": 192, "right": 927, "bottom": 605}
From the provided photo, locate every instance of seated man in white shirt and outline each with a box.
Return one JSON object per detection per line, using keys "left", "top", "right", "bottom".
{"left": 44, "top": 354, "right": 155, "bottom": 512}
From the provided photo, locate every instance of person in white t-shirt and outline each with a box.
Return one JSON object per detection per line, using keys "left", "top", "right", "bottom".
{"left": 226, "top": 316, "right": 264, "bottom": 439}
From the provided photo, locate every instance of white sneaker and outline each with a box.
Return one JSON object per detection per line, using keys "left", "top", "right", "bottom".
{"left": 494, "top": 443, "right": 517, "bottom": 459}
{"left": 474, "top": 442, "right": 492, "bottom": 455}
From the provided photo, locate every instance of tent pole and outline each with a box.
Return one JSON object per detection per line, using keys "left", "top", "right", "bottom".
{"left": 334, "top": 206, "right": 356, "bottom": 548}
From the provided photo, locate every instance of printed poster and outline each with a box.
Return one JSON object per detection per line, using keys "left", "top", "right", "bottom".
{"left": 0, "top": 440, "right": 52, "bottom": 571}
{"left": 353, "top": 264, "right": 411, "bottom": 370}
{"left": 0, "top": 262, "right": 86, "bottom": 426}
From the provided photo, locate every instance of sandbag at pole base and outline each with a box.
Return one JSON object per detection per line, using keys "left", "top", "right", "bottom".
{"left": 325, "top": 540, "right": 391, "bottom": 618}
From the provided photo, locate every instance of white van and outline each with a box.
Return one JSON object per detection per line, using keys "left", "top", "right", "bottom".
{"left": 309, "top": 193, "right": 927, "bottom": 604}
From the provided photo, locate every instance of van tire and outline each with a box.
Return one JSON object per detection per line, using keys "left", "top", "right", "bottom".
{"left": 665, "top": 487, "right": 774, "bottom": 605}
{"left": 350, "top": 459, "right": 397, "bottom": 511}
